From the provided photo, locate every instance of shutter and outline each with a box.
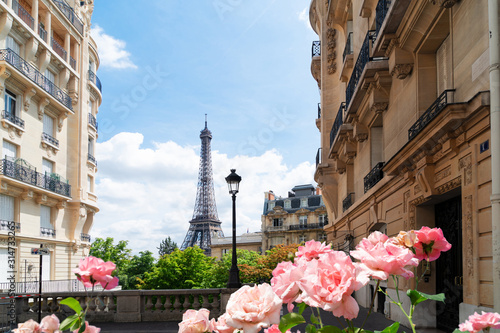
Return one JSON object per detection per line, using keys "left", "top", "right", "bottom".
{"left": 43, "top": 114, "right": 54, "bottom": 136}
{"left": 436, "top": 35, "right": 452, "bottom": 94}
{"left": 2, "top": 140, "right": 17, "bottom": 159}
{"left": 42, "top": 254, "right": 51, "bottom": 281}
{"left": 42, "top": 159, "right": 53, "bottom": 175}
{"left": 0, "top": 194, "right": 15, "bottom": 221}
{"left": 40, "top": 205, "right": 52, "bottom": 229}
{"left": 370, "top": 127, "right": 384, "bottom": 167}
{"left": 6, "top": 36, "right": 20, "bottom": 55}
{"left": 0, "top": 248, "right": 10, "bottom": 282}
{"left": 44, "top": 70, "right": 55, "bottom": 83}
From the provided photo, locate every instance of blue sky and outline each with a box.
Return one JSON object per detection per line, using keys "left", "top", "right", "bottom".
{"left": 90, "top": 1, "right": 321, "bottom": 254}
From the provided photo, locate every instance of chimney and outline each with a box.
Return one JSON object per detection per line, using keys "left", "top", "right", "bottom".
{"left": 265, "top": 191, "right": 275, "bottom": 201}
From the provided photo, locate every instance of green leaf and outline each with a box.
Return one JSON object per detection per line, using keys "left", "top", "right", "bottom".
{"left": 279, "top": 313, "right": 306, "bottom": 333}
{"left": 418, "top": 292, "right": 445, "bottom": 303}
{"left": 374, "top": 322, "right": 399, "bottom": 333}
{"left": 306, "top": 324, "right": 317, "bottom": 333}
{"left": 59, "top": 314, "right": 79, "bottom": 331}
{"left": 78, "top": 321, "right": 87, "bottom": 333}
{"left": 407, "top": 289, "right": 445, "bottom": 306}
{"left": 310, "top": 314, "right": 320, "bottom": 325}
{"left": 298, "top": 302, "right": 309, "bottom": 315}
{"left": 318, "top": 325, "right": 344, "bottom": 333}
{"left": 60, "top": 297, "right": 83, "bottom": 314}
{"left": 69, "top": 318, "right": 82, "bottom": 332}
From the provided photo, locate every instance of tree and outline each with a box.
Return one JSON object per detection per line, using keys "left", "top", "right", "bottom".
{"left": 158, "top": 236, "right": 178, "bottom": 256}
{"left": 89, "top": 237, "right": 132, "bottom": 287}
{"left": 121, "top": 251, "right": 156, "bottom": 290}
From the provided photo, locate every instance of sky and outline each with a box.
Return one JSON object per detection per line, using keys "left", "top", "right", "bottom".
{"left": 90, "top": 1, "right": 320, "bottom": 255}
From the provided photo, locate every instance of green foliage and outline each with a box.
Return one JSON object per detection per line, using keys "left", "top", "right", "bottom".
{"left": 89, "top": 237, "right": 132, "bottom": 272}
{"left": 407, "top": 289, "right": 445, "bottom": 306}
{"left": 121, "top": 251, "right": 156, "bottom": 290}
{"left": 374, "top": 322, "right": 399, "bottom": 333}
{"left": 158, "top": 236, "right": 178, "bottom": 256}
{"left": 59, "top": 298, "right": 86, "bottom": 332}
{"left": 279, "top": 313, "right": 306, "bottom": 333}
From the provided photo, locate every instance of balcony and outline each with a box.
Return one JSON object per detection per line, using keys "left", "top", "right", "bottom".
{"left": 0, "top": 220, "right": 20, "bottom": 232}
{"left": 88, "top": 153, "right": 97, "bottom": 166}
{"left": 12, "top": 0, "right": 34, "bottom": 29}
{"left": 40, "top": 227, "right": 56, "bottom": 237}
{"left": 38, "top": 23, "right": 47, "bottom": 42}
{"left": 42, "top": 132, "right": 59, "bottom": 148}
{"left": 81, "top": 233, "right": 91, "bottom": 242}
{"left": 51, "top": 37, "right": 67, "bottom": 61}
{"left": 408, "top": 90, "right": 455, "bottom": 141}
{"left": 311, "top": 41, "right": 321, "bottom": 87}
{"left": 52, "top": 0, "right": 84, "bottom": 35}
{"left": 312, "top": 40, "right": 321, "bottom": 57}
{"left": 343, "top": 32, "right": 353, "bottom": 63}
{"left": 374, "top": 0, "right": 391, "bottom": 41}
{"left": 0, "top": 49, "right": 73, "bottom": 111}
{"left": 364, "top": 162, "right": 384, "bottom": 193}
{"left": 330, "top": 102, "right": 346, "bottom": 147}
{"left": 317, "top": 103, "right": 321, "bottom": 119}
{"left": 2, "top": 110, "right": 25, "bottom": 129}
{"left": 0, "top": 157, "right": 71, "bottom": 197}
{"left": 88, "top": 70, "right": 102, "bottom": 93}
{"left": 88, "top": 113, "right": 98, "bottom": 130}
{"left": 266, "top": 225, "right": 287, "bottom": 232}
{"left": 289, "top": 222, "right": 326, "bottom": 231}
{"left": 342, "top": 192, "right": 355, "bottom": 212}
{"left": 316, "top": 148, "right": 322, "bottom": 169}
{"left": 70, "top": 56, "right": 76, "bottom": 70}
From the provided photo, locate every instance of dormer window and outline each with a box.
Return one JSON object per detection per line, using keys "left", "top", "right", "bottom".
{"left": 284, "top": 200, "right": 291, "bottom": 209}
{"left": 300, "top": 198, "right": 308, "bottom": 207}
{"left": 268, "top": 202, "right": 275, "bottom": 210}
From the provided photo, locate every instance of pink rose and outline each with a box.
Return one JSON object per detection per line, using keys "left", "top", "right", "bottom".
{"left": 225, "top": 283, "right": 282, "bottom": 333}
{"left": 72, "top": 321, "right": 100, "bottom": 333}
{"left": 459, "top": 311, "right": 500, "bottom": 333}
{"left": 265, "top": 324, "right": 297, "bottom": 333}
{"left": 299, "top": 251, "right": 369, "bottom": 320}
{"left": 351, "top": 231, "right": 419, "bottom": 280}
{"left": 178, "top": 309, "right": 214, "bottom": 333}
{"left": 213, "top": 313, "right": 236, "bottom": 333}
{"left": 295, "top": 240, "right": 332, "bottom": 261}
{"left": 271, "top": 261, "right": 303, "bottom": 312}
{"left": 393, "top": 230, "right": 418, "bottom": 248}
{"left": 73, "top": 256, "right": 119, "bottom": 290}
{"left": 40, "top": 314, "right": 60, "bottom": 333}
{"left": 13, "top": 319, "right": 41, "bottom": 333}
{"left": 414, "top": 227, "right": 452, "bottom": 261}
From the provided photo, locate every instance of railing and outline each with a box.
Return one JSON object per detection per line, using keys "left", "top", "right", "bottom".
{"left": 343, "top": 32, "right": 353, "bottom": 63}
{"left": 12, "top": 0, "right": 34, "bottom": 29}
{"left": 346, "top": 31, "right": 376, "bottom": 110}
{"left": 316, "top": 148, "right": 322, "bottom": 168}
{"left": 52, "top": 0, "right": 84, "bottom": 35}
{"left": 0, "top": 280, "right": 104, "bottom": 293}
{"left": 0, "top": 158, "right": 71, "bottom": 197}
{"left": 0, "top": 49, "right": 73, "bottom": 110}
{"left": 330, "top": 102, "right": 346, "bottom": 147}
{"left": 42, "top": 132, "right": 59, "bottom": 148}
{"left": 408, "top": 90, "right": 455, "bottom": 140}
{"left": 317, "top": 103, "right": 321, "bottom": 119}
{"left": 88, "top": 70, "right": 102, "bottom": 93}
{"left": 0, "top": 220, "right": 20, "bottom": 232}
{"left": 364, "top": 162, "right": 385, "bottom": 193}
{"left": 334, "top": 234, "right": 354, "bottom": 253}
{"left": 88, "top": 153, "right": 97, "bottom": 165}
{"left": 342, "top": 192, "right": 355, "bottom": 212}
{"left": 70, "top": 56, "right": 76, "bottom": 70}
{"left": 51, "top": 37, "right": 67, "bottom": 61}
{"left": 266, "top": 225, "right": 287, "bottom": 232}
{"left": 289, "top": 222, "right": 326, "bottom": 231}
{"left": 2, "top": 110, "right": 25, "bottom": 129}
{"left": 375, "top": 0, "right": 391, "bottom": 40}
{"left": 312, "top": 40, "right": 321, "bottom": 57}
{"left": 38, "top": 23, "right": 47, "bottom": 42}
{"left": 81, "top": 233, "right": 91, "bottom": 242}
{"left": 88, "top": 113, "right": 98, "bottom": 130}
{"left": 40, "top": 227, "right": 56, "bottom": 237}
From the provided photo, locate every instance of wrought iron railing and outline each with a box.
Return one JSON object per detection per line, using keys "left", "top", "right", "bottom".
{"left": 2, "top": 110, "right": 25, "bottom": 129}
{"left": 88, "top": 70, "right": 102, "bottom": 93}
{"left": 51, "top": 37, "right": 67, "bottom": 61}
{"left": 346, "top": 31, "right": 376, "bottom": 109}
{"left": 12, "top": 0, "right": 34, "bottom": 29}
{"left": 0, "top": 49, "right": 73, "bottom": 110}
{"left": 289, "top": 222, "right": 327, "bottom": 231}
{"left": 334, "top": 234, "right": 354, "bottom": 253}
{"left": 81, "top": 233, "right": 91, "bottom": 242}
{"left": 70, "top": 56, "right": 76, "bottom": 70}
{"left": 343, "top": 32, "right": 353, "bottom": 63}
{"left": 312, "top": 40, "right": 321, "bottom": 57}
{"left": 266, "top": 225, "right": 287, "bottom": 232}
{"left": 317, "top": 103, "right": 321, "bottom": 119}
{"left": 52, "top": 0, "right": 84, "bottom": 35}
{"left": 88, "top": 153, "right": 97, "bottom": 165}
{"left": 88, "top": 113, "right": 97, "bottom": 130}
{"left": 330, "top": 102, "right": 346, "bottom": 147}
{"left": 316, "top": 148, "right": 322, "bottom": 168}
{"left": 42, "top": 132, "right": 59, "bottom": 147}
{"left": 408, "top": 90, "right": 455, "bottom": 140}
{"left": 38, "top": 23, "right": 47, "bottom": 42}
{"left": 40, "top": 227, "right": 56, "bottom": 237}
{"left": 0, "top": 220, "right": 20, "bottom": 232}
{"left": 0, "top": 158, "right": 71, "bottom": 197}
{"left": 364, "top": 162, "right": 385, "bottom": 192}
{"left": 375, "top": 0, "right": 391, "bottom": 40}
{"left": 342, "top": 193, "right": 355, "bottom": 212}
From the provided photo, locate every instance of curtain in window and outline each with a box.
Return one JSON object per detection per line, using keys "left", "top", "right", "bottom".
{"left": 6, "top": 36, "right": 20, "bottom": 55}
{"left": 0, "top": 194, "right": 15, "bottom": 221}
{"left": 40, "top": 205, "right": 52, "bottom": 229}
{"left": 43, "top": 114, "right": 54, "bottom": 136}
{"left": 42, "top": 254, "right": 51, "bottom": 281}
{"left": 2, "top": 140, "right": 17, "bottom": 159}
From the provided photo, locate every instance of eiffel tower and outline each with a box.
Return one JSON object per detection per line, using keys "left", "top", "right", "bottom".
{"left": 180, "top": 116, "right": 224, "bottom": 255}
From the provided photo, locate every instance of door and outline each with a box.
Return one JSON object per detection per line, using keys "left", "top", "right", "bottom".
{"left": 435, "top": 195, "right": 463, "bottom": 332}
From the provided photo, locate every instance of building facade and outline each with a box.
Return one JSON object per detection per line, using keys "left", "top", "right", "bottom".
{"left": 261, "top": 185, "right": 328, "bottom": 251}
{"left": 310, "top": 0, "right": 494, "bottom": 330}
{"left": 210, "top": 232, "right": 262, "bottom": 259}
{"left": 0, "top": 0, "right": 100, "bottom": 284}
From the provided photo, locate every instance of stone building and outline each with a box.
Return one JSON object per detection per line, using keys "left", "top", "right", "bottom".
{"left": 0, "top": 0, "right": 100, "bottom": 284}
{"left": 310, "top": 0, "right": 497, "bottom": 330}
{"left": 210, "top": 232, "right": 262, "bottom": 259}
{"left": 261, "top": 184, "right": 328, "bottom": 251}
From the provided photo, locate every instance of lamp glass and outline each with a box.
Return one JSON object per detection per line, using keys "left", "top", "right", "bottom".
{"left": 225, "top": 169, "right": 241, "bottom": 194}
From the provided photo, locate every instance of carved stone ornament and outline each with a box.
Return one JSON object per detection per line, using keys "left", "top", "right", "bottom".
{"left": 459, "top": 154, "right": 472, "bottom": 186}
{"left": 24, "top": 88, "right": 36, "bottom": 111}
{"left": 428, "top": 0, "right": 459, "bottom": 8}
{"left": 326, "top": 29, "right": 337, "bottom": 74}
{"left": 464, "top": 195, "right": 474, "bottom": 278}
{"left": 391, "top": 64, "right": 413, "bottom": 80}
{"left": 371, "top": 102, "right": 388, "bottom": 114}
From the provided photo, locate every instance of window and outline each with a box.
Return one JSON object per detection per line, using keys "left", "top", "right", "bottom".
{"left": 44, "top": 69, "right": 55, "bottom": 84}
{"left": 0, "top": 194, "right": 15, "bottom": 223}
{"left": 89, "top": 59, "right": 95, "bottom": 73}
{"left": 284, "top": 200, "right": 291, "bottom": 209}
{"left": 318, "top": 214, "right": 327, "bottom": 225}
{"left": 88, "top": 137, "right": 94, "bottom": 156}
{"left": 40, "top": 205, "right": 53, "bottom": 232}
{"left": 301, "top": 198, "right": 308, "bottom": 207}
{"left": 5, "top": 90, "right": 17, "bottom": 116}
{"left": 273, "top": 218, "right": 283, "bottom": 227}
{"left": 268, "top": 201, "right": 275, "bottom": 211}
{"left": 299, "top": 215, "right": 307, "bottom": 227}
{"left": 43, "top": 114, "right": 55, "bottom": 137}
{"left": 42, "top": 158, "right": 53, "bottom": 176}
{"left": 6, "top": 36, "right": 20, "bottom": 55}
{"left": 0, "top": 248, "right": 15, "bottom": 282}
{"left": 318, "top": 233, "right": 327, "bottom": 242}
{"left": 370, "top": 127, "right": 384, "bottom": 167}
{"left": 87, "top": 175, "right": 94, "bottom": 193}
{"left": 222, "top": 248, "right": 229, "bottom": 255}
{"left": 299, "top": 235, "right": 307, "bottom": 243}
{"left": 88, "top": 100, "right": 93, "bottom": 115}
{"left": 2, "top": 140, "right": 17, "bottom": 159}
{"left": 42, "top": 253, "right": 51, "bottom": 281}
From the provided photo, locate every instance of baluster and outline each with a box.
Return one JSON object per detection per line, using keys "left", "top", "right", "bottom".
{"left": 88, "top": 297, "right": 97, "bottom": 313}
{"left": 145, "top": 295, "right": 153, "bottom": 311}
{"left": 79, "top": 296, "right": 87, "bottom": 313}
{"left": 182, "top": 294, "right": 191, "bottom": 311}
{"left": 192, "top": 293, "right": 201, "bottom": 310}
{"left": 164, "top": 295, "right": 173, "bottom": 313}
{"left": 21, "top": 297, "right": 30, "bottom": 313}
{"left": 108, "top": 296, "right": 117, "bottom": 312}
{"left": 154, "top": 295, "right": 163, "bottom": 312}
{"left": 173, "top": 295, "right": 182, "bottom": 314}
{"left": 41, "top": 296, "right": 49, "bottom": 313}
{"left": 50, "top": 297, "right": 59, "bottom": 313}
{"left": 96, "top": 296, "right": 106, "bottom": 312}
{"left": 201, "top": 294, "right": 209, "bottom": 309}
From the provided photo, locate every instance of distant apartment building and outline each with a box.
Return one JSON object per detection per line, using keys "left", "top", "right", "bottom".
{"left": 261, "top": 184, "right": 328, "bottom": 250}
{"left": 210, "top": 232, "right": 262, "bottom": 259}
{"left": 0, "top": 0, "right": 100, "bottom": 284}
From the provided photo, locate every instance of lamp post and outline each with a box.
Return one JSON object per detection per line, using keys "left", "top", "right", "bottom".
{"left": 226, "top": 169, "right": 241, "bottom": 289}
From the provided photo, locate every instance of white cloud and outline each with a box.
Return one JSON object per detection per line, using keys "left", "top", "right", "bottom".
{"left": 94, "top": 132, "right": 316, "bottom": 255}
{"left": 90, "top": 25, "right": 137, "bottom": 69}
{"left": 298, "top": 8, "right": 312, "bottom": 30}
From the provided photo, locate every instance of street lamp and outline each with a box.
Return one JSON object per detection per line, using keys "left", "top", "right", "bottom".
{"left": 226, "top": 169, "right": 242, "bottom": 289}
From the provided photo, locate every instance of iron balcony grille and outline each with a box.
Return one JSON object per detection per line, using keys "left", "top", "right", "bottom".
{"left": 51, "top": 37, "right": 67, "bottom": 61}
{"left": 408, "top": 90, "right": 455, "bottom": 141}
{"left": 0, "top": 220, "right": 21, "bottom": 232}
{"left": 317, "top": 103, "right": 321, "bottom": 119}
{"left": 330, "top": 102, "right": 346, "bottom": 147}
{"left": 70, "top": 56, "right": 76, "bottom": 70}
{"left": 52, "top": 0, "right": 84, "bottom": 35}
{"left": 40, "top": 227, "right": 56, "bottom": 237}
{"left": 316, "top": 148, "right": 322, "bottom": 168}
{"left": 88, "top": 113, "right": 98, "bottom": 130}
{"left": 375, "top": 0, "right": 391, "bottom": 40}
{"left": 0, "top": 49, "right": 73, "bottom": 110}
{"left": 343, "top": 32, "right": 353, "bottom": 63}
{"left": 81, "top": 233, "right": 91, "bottom": 242}
{"left": 38, "top": 23, "right": 47, "bottom": 42}
{"left": 343, "top": 193, "right": 355, "bottom": 212}
{"left": 364, "top": 162, "right": 385, "bottom": 193}
{"left": 42, "top": 132, "right": 59, "bottom": 148}
{"left": 88, "top": 70, "right": 102, "bottom": 93}
{"left": 289, "top": 222, "right": 327, "bottom": 231}
{"left": 346, "top": 30, "right": 376, "bottom": 110}
{"left": 88, "top": 153, "right": 97, "bottom": 165}
{"left": 0, "top": 158, "right": 71, "bottom": 197}
{"left": 12, "top": 0, "right": 34, "bottom": 29}
{"left": 312, "top": 40, "right": 321, "bottom": 57}
{"left": 2, "top": 110, "right": 25, "bottom": 129}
